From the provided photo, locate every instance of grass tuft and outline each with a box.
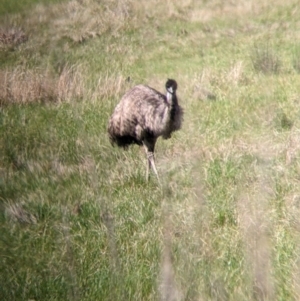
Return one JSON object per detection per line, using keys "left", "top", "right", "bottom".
{"left": 0, "top": 27, "right": 28, "bottom": 50}
{"left": 0, "top": 65, "right": 85, "bottom": 105}
{"left": 5, "top": 202, "right": 37, "bottom": 224}
{"left": 251, "top": 43, "right": 282, "bottom": 74}
{"left": 275, "top": 111, "right": 293, "bottom": 131}
{"left": 0, "top": 64, "right": 128, "bottom": 105}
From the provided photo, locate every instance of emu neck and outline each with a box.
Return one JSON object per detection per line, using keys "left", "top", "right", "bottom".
{"left": 166, "top": 91, "right": 177, "bottom": 106}
{"left": 167, "top": 91, "right": 178, "bottom": 122}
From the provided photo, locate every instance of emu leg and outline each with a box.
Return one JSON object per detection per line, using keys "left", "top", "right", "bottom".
{"left": 147, "top": 152, "right": 159, "bottom": 180}
{"left": 143, "top": 140, "right": 159, "bottom": 182}
{"left": 145, "top": 151, "right": 151, "bottom": 181}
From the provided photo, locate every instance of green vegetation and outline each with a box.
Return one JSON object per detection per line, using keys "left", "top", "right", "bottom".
{"left": 0, "top": 0, "right": 63, "bottom": 15}
{"left": 1, "top": 0, "right": 300, "bottom": 300}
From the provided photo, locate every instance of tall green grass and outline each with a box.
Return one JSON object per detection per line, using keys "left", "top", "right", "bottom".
{"left": 0, "top": 0, "right": 63, "bottom": 15}
{"left": 1, "top": 0, "right": 300, "bottom": 300}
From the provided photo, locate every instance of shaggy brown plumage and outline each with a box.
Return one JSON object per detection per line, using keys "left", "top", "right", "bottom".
{"left": 108, "top": 79, "right": 183, "bottom": 181}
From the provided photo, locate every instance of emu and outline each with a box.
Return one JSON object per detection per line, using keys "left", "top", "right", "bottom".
{"left": 108, "top": 79, "right": 183, "bottom": 181}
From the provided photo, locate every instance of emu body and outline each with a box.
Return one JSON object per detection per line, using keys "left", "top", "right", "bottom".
{"left": 108, "top": 79, "right": 183, "bottom": 181}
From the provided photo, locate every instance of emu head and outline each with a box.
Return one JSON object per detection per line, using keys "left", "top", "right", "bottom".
{"left": 166, "top": 79, "right": 177, "bottom": 94}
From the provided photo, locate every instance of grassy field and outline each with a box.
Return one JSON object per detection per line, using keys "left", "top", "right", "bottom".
{"left": 1, "top": 0, "right": 300, "bottom": 300}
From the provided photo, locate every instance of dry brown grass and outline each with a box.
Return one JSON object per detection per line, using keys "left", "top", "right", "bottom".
{"left": 90, "top": 74, "right": 128, "bottom": 103}
{"left": 30, "top": 0, "right": 133, "bottom": 44}
{"left": 5, "top": 202, "right": 37, "bottom": 224}
{"left": 0, "top": 64, "right": 129, "bottom": 105}
{"left": 2, "top": 0, "right": 290, "bottom": 48}
{"left": 0, "top": 65, "right": 84, "bottom": 105}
